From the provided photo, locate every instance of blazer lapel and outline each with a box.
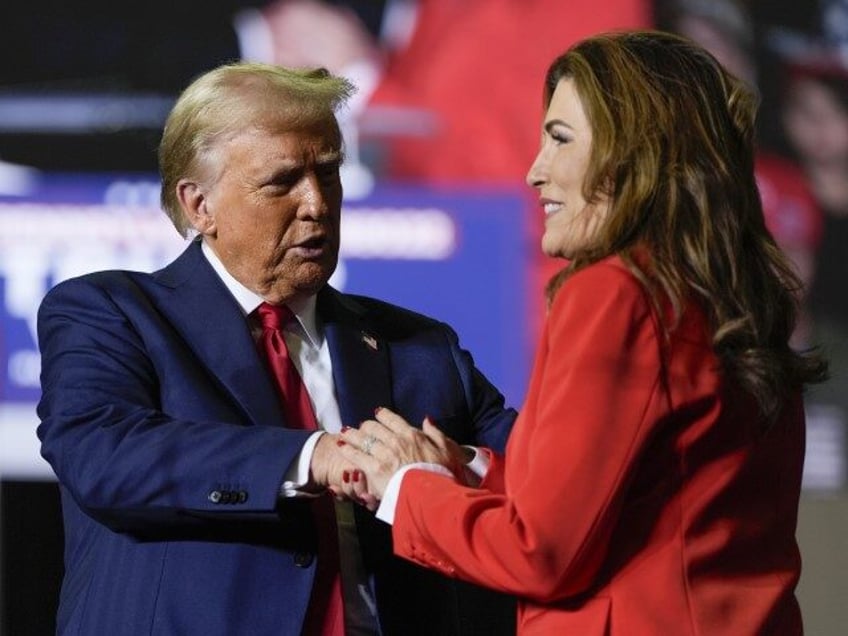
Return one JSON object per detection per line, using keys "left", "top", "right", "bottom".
{"left": 318, "top": 288, "right": 392, "bottom": 428}
{"left": 152, "top": 241, "right": 284, "bottom": 427}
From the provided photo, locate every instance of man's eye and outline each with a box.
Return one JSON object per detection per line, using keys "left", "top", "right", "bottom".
{"left": 266, "top": 173, "right": 299, "bottom": 189}
{"left": 317, "top": 163, "right": 341, "bottom": 181}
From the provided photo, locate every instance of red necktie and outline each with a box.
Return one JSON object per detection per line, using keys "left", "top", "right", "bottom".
{"left": 256, "top": 302, "right": 345, "bottom": 636}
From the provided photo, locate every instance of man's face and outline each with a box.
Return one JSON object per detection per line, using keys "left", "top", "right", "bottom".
{"left": 192, "top": 117, "right": 343, "bottom": 303}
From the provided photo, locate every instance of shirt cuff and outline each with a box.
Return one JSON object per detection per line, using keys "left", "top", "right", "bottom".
{"left": 463, "top": 445, "right": 491, "bottom": 485}
{"left": 280, "top": 431, "right": 325, "bottom": 498}
{"left": 375, "top": 463, "right": 454, "bottom": 525}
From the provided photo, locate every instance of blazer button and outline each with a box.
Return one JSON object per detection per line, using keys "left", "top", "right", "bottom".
{"left": 220, "top": 490, "right": 232, "bottom": 504}
{"left": 294, "top": 552, "right": 314, "bottom": 568}
{"left": 237, "top": 491, "right": 248, "bottom": 503}
{"left": 208, "top": 490, "right": 222, "bottom": 504}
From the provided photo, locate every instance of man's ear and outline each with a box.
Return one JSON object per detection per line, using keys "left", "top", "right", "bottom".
{"left": 176, "top": 179, "right": 216, "bottom": 236}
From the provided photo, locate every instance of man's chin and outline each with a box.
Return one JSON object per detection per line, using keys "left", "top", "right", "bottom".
{"left": 289, "top": 264, "right": 335, "bottom": 296}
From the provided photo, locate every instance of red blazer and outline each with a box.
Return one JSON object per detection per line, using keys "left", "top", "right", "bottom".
{"left": 393, "top": 256, "right": 805, "bottom": 635}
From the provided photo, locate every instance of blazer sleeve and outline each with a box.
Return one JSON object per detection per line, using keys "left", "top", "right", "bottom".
{"left": 36, "top": 276, "right": 311, "bottom": 533}
{"left": 442, "top": 322, "right": 518, "bottom": 453}
{"left": 391, "top": 262, "right": 668, "bottom": 602}
{"left": 479, "top": 450, "right": 507, "bottom": 494}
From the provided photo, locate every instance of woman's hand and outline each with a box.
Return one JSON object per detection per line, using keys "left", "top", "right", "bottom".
{"left": 327, "top": 467, "right": 379, "bottom": 512}
{"left": 338, "top": 407, "right": 468, "bottom": 499}
{"left": 314, "top": 434, "right": 379, "bottom": 510}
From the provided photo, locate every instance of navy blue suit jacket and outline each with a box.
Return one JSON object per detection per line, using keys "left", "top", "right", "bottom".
{"left": 36, "top": 240, "right": 517, "bottom": 635}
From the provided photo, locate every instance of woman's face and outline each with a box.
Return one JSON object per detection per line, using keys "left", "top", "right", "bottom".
{"left": 783, "top": 76, "right": 848, "bottom": 167}
{"left": 526, "top": 78, "right": 610, "bottom": 259}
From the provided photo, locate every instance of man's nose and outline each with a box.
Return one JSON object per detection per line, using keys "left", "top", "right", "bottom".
{"left": 296, "top": 175, "right": 330, "bottom": 219}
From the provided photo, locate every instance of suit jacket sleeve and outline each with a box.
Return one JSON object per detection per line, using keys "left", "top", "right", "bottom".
{"left": 391, "top": 262, "right": 668, "bottom": 602}
{"left": 442, "top": 321, "right": 516, "bottom": 454}
{"left": 36, "top": 275, "right": 310, "bottom": 533}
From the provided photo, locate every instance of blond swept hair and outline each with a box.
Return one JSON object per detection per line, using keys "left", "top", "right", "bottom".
{"left": 158, "top": 62, "right": 355, "bottom": 236}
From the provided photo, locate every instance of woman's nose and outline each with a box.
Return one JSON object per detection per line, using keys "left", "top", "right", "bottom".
{"left": 526, "top": 151, "right": 547, "bottom": 188}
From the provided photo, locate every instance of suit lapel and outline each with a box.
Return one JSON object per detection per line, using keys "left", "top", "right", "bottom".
{"left": 152, "top": 241, "right": 284, "bottom": 427}
{"left": 318, "top": 290, "right": 401, "bottom": 564}
{"left": 318, "top": 288, "right": 392, "bottom": 428}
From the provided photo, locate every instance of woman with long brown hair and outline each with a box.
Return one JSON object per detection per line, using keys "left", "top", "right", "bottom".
{"left": 339, "top": 31, "right": 827, "bottom": 634}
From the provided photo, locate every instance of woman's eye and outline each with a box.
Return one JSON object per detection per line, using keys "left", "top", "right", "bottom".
{"left": 550, "top": 131, "right": 570, "bottom": 145}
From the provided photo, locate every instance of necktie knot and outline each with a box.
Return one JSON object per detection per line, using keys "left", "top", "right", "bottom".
{"left": 257, "top": 302, "right": 294, "bottom": 332}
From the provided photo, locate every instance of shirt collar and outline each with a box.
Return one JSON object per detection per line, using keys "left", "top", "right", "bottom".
{"left": 200, "top": 240, "right": 322, "bottom": 347}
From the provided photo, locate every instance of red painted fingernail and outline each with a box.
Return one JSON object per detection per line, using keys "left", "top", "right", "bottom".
{"left": 374, "top": 406, "right": 383, "bottom": 416}
{"left": 341, "top": 425, "right": 351, "bottom": 433}
{"left": 336, "top": 439, "right": 346, "bottom": 447}
{"left": 343, "top": 471, "right": 350, "bottom": 483}
{"left": 352, "top": 470, "right": 360, "bottom": 483}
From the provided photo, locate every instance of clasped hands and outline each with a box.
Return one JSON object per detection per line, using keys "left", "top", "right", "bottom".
{"left": 310, "top": 408, "right": 470, "bottom": 512}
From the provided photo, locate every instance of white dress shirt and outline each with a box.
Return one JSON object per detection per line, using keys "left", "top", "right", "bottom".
{"left": 200, "top": 241, "right": 379, "bottom": 635}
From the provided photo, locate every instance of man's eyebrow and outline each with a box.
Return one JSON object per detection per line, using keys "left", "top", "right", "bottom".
{"left": 316, "top": 150, "right": 343, "bottom": 163}
{"left": 260, "top": 153, "right": 343, "bottom": 181}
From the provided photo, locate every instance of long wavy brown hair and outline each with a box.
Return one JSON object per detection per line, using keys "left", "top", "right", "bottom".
{"left": 543, "top": 30, "right": 827, "bottom": 423}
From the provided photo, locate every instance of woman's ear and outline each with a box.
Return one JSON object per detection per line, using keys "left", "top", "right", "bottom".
{"left": 176, "top": 179, "right": 216, "bottom": 236}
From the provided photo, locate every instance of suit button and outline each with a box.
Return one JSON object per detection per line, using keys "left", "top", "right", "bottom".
{"left": 237, "top": 491, "right": 248, "bottom": 503}
{"left": 294, "top": 552, "right": 314, "bottom": 568}
{"left": 220, "top": 490, "right": 232, "bottom": 504}
{"left": 208, "top": 490, "right": 222, "bottom": 504}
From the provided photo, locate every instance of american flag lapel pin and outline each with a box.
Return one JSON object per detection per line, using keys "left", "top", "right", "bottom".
{"left": 361, "top": 332, "right": 379, "bottom": 351}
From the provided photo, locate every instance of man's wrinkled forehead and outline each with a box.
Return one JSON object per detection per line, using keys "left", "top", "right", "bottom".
{"left": 239, "top": 97, "right": 342, "bottom": 147}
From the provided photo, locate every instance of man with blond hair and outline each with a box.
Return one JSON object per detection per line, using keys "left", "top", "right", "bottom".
{"left": 37, "top": 62, "right": 516, "bottom": 636}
